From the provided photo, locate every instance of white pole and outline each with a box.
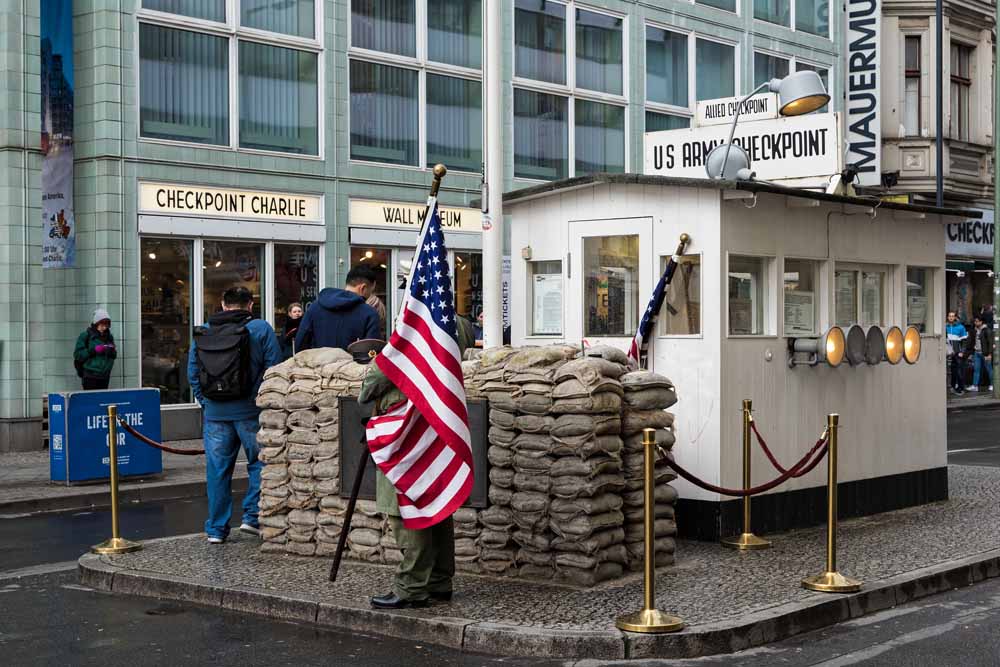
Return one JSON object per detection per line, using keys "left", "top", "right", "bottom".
{"left": 482, "top": 0, "right": 504, "bottom": 348}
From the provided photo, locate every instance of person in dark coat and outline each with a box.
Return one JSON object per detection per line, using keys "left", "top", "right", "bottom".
{"left": 279, "top": 302, "right": 304, "bottom": 360}
{"left": 74, "top": 308, "right": 117, "bottom": 390}
{"left": 966, "top": 314, "right": 994, "bottom": 391}
{"left": 295, "top": 265, "right": 381, "bottom": 352}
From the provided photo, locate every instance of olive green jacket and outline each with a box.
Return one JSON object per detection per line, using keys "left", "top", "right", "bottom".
{"left": 361, "top": 316, "right": 475, "bottom": 516}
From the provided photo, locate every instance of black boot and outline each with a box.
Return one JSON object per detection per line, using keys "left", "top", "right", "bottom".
{"left": 370, "top": 592, "right": 429, "bottom": 609}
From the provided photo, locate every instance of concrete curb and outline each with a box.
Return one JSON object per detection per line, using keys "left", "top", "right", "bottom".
{"left": 77, "top": 540, "right": 1000, "bottom": 660}
{"left": 946, "top": 399, "right": 1000, "bottom": 413}
{"left": 1, "top": 477, "right": 248, "bottom": 516}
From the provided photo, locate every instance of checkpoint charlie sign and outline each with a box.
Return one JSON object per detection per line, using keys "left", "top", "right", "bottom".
{"left": 696, "top": 94, "right": 779, "bottom": 127}
{"left": 644, "top": 113, "right": 841, "bottom": 183}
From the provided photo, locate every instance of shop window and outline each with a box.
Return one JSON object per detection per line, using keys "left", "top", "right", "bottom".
{"left": 796, "top": 0, "right": 829, "bottom": 36}
{"left": 514, "top": 0, "right": 567, "bottom": 85}
{"left": 141, "top": 238, "right": 193, "bottom": 404}
{"left": 139, "top": 24, "right": 230, "bottom": 146}
{"left": 659, "top": 255, "right": 701, "bottom": 336}
{"left": 144, "top": 0, "right": 226, "bottom": 22}
{"left": 351, "top": 0, "right": 416, "bottom": 57}
{"left": 755, "top": 0, "right": 790, "bottom": 27}
{"left": 513, "top": 89, "right": 568, "bottom": 180}
{"left": 645, "top": 112, "right": 690, "bottom": 132}
{"left": 350, "top": 247, "right": 390, "bottom": 338}
{"left": 239, "top": 42, "right": 318, "bottom": 154}
{"left": 349, "top": 60, "right": 419, "bottom": 165}
{"left": 835, "top": 264, "right": 887, "bottom": 327}
{"left": 529, "top": 260, "right": 563, "bottom": 335}
{"left": 428, "top": 0, "right": 482, "bottom": 69}
{"left": 904, "top": 36, "right": 921, "bottom": 134}
{"left": 729, "top": 255, "right": 770, "bottom": 335}
{"left": 907, "top": 267, "right": 932, "bottom": 333}
{"left": 754, "top": 52, "right": 790, "bottom": 88}
{"left": 783, "top": 258, "right": 819, "bottom": 336}
{"left": 583, "top": 235, "right": 639, "bottom": 337}
{"left": 795, "top": 62, "right": 830, "bottom": 113}
{"left": 575, "top": 8, "right": 623, "bottom": 96}
{"left": 454, "top": 252, "right": 483, "bottom": 323}
{"left": 646, "top": 27, "right": 688, "bottom": 108}
{"left": 575, "top": 100, "right": 625, "bottom": 175}
{"left": 203, "top": 241, "right": 265, "bottom": 321}
{"left": 697, "top": 0, "right": 736, "bottom": 13}
{"left": 695, "top": 39, "right": 735, "bottom": 101}
{"left": 241, "top": 0, "right": 315, "bottom": 39}
{"left": 426, "top": 74, "right": 483, "bottom": 173}
{"left": 275, "top": 243, "right": 320, "bottom": 321}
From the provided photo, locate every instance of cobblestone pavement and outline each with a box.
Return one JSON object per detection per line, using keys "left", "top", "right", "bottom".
{"left": 96, "top": 465, "right": 1000, "bottom": 632}
{"left": 0, "top": 441, "right": 245, "bottom": 511}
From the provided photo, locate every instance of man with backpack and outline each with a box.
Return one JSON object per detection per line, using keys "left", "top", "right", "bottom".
{"left": 188, "top": 286, "right": 281, "bottom": 544}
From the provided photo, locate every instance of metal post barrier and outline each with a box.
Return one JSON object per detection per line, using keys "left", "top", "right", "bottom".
{"left": 721, "top": 399, "right": 771, "bottom": 550}
{"left": 801, "top": 414, "right": 860, "bottom": 593}
{"left": 615, "top": 428, "right": 684, "bottom": 633}
{"left": 91, "top": 405, "right": 143, "bottom": 555}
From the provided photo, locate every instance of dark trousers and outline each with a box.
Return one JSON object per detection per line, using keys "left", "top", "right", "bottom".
{"left": 387, "top": 515, "right": 455, "bottom": 601}
{"left": 82, "top": 377, "right": 110, "bottom": 390}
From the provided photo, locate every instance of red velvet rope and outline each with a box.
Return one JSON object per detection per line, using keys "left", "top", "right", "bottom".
{"left": 116, "top": 417, "right": 205, "bottom": 456}
{"left": 751, "top": 421, "right": 827, "bottom": 479}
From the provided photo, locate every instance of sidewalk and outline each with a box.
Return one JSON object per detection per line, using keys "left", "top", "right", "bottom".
{"left": 79, "top": 465, "right": 1000, "bottom": 660}
{"left": 947, "top": 390, "right": 1000, "bottom": 412}
{"left": 0, "top": 441, "right": 247, "bottom": 515}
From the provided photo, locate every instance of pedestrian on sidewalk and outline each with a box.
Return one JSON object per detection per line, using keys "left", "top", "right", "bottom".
{"left": 966, "top": 315, "right": 994, "bottom": 392}
{"left": 294, "top": 265, "right": 381, "bottom": 352}
{"left": 366, "top": 292, "right": 387, "bottom": 339}
{"left": 189, "top": 286, "right": 281, "bottom": 544}
{"left": 73, "top": 308, "right": 117, "bottom": 390}
{"left": 279, "top": 302, "right": 304, "bottom": 361}
{"left": 947, "top": 311, "right": 969, "bottom": 394}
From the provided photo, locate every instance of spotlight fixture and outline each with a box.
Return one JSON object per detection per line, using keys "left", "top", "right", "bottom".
{"left": 903, "top": 326, "right": 921, "bottom": 364}
{"left": 788, "top": 326, "right": 846, "bottom": 367}
{"left": 864, "top": 326, "right": 885, "bottom": 365}
{"left": 883, "top": 326, "right": 904, "bottom": 365}
{"left": 845, "top": 325, "right": 867, "bottom": 366}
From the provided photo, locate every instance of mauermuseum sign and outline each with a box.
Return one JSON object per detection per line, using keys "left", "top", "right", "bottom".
{"left": 844, "top": 0, "right": 881, "bottom": 186}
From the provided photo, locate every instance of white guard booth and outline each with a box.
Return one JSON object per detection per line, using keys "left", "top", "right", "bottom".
{"left": 505, "top": 174, "right": 977, "bottom": 540}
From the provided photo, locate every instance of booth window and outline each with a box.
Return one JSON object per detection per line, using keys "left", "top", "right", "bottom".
{"left": 583, "top": 235, "right": 639, "bottom": 337}
{"left": 783, "top": 258, "right": 819, "bottom": 336}
{"left": 141, "top": 238, "right": 193, "bottom": 404}
{"left": 835, "top": 264, "right": 887, "bottom": 327}
{"left": 659, "top": 255, "right": 700, "bottom": 336}
{"left": 906, "top": 267, "right": 932, "bottom": 334}
{"left": 728, "top": 255, "right": 770, "bottom": 335}
{"left": 754, "top": 52, "right": 790, "bottom": 87}
{"left": 529, "top": 260, "right": 563, "bottom": 335}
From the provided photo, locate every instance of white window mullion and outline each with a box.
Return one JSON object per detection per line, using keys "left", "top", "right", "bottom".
{"left": 229, "top": 35, "right": 239, "bottom": 148}
{"left": 416, "top": 0, "right": 428, "bottom": 63}
{"left": 568, "top": 92, "right": 576, "bottom": 177}
{"left": 687, "top": 33, "right": 696, "bottom": 109}
{"left": 193, "top": 238, "right": 205, "bottom": 326}
{"left": 567, "top": 3, "right": 576, "bottom": 92}
{"left": 264, "top": 242, "right": 276, "bottom": 328}
{"left": 419, "top": 69, "right": 428, "bottom": 169}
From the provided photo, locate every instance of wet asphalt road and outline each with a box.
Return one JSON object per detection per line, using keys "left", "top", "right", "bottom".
{"left": 947, "top": 406, "right": 1000, "bottom": 467}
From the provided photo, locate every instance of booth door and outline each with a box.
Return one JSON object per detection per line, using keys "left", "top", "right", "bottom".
{"left": 567, "top": 218, "right": 654, "bottom": 350}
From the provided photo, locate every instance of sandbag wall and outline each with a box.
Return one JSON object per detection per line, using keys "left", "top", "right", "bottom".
{"left": 255, "top": 345, "right": 679, "bottom": 586}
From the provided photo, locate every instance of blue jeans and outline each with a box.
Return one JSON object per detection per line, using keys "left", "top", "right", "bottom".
{"left": 973, "top": 353, "right": 993, "bottom": 387}
{"left": 203, "top": 418, "right": 261, "bottom": 539}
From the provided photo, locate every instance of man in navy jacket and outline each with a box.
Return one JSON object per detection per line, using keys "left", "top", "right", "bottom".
{"left": 295, "top": 265, "right": 382, "bottom": 351}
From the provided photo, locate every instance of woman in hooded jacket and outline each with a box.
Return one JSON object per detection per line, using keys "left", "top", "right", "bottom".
{"left": 280, "top": 302, "right": 304, "bottom": 360}
{"left": 74, "top": 308, "right": 117, "bottom": 390}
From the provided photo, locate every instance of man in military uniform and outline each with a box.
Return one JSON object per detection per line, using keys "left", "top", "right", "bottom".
{"left": 359, "top": 315, "right": 476, "bottom": 609}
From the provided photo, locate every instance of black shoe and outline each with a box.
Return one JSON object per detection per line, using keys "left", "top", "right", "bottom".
{"left": 370, "top": 592, "right": 430, "bottom": 609}
{"left": 429, "top": 591, "right": 453, "bottom": 602}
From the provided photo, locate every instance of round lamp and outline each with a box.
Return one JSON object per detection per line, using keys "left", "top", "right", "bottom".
{"left": 884, "top": 326, "right": 904, "bottom": 365}
{"left": 845, "top": 325, "right": 867, "bottom": 366}
{"left": 865, "top": 326, "right": 885, "bottom": 365}
{"left": 821, "top": 326, "right": 846, "bottom": 367}
{"left": 903, "top": 326, "right": 921, "bottom": 364}
{"left": 773, "top": 70, "right": 830, "bottom": 116}
{"left": 705, "top": 144, "right": 756, "bottom": 181}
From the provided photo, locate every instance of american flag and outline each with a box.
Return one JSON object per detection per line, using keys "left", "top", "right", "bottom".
{"left": 627, "top": 257, "right": 680, "bottom": 370}
{"left": 365, "top": 199, "right": 473, "bottom": 530}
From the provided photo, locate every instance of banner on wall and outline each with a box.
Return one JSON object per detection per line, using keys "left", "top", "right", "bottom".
{"left": 844, "top": 0, "right": 881, "bottom": 186}
{"left": 41, "top": 0, "right": 75, "bottom": 268}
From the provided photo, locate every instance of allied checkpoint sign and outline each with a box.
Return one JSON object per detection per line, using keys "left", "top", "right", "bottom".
{"left": 644, "top": 112, "right": 843, "bottom": 187}
{"left": 49, "top": 389, "right": 162, "bottom": 484}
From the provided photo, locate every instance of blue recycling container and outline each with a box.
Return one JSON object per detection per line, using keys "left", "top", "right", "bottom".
{"left": 49, "top": 388, "right": 163, "bottom": 484}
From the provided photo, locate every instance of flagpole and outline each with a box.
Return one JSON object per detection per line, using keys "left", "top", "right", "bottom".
{"left": 394, "top": 164, "right": 447, "bottom": 330}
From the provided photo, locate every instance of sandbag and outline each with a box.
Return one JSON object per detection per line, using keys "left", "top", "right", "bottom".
{"left": 504, "top": 345, "right": 576, "bottom": 374}
{"left": 513, "top": 451, "right": 556, "bottom": 474}
{"left": 621, "top": 409, "right": 675, "bottom": 436}
{"left": 550, "top": 454, "right": 621, "bottom": 478}
{"left": 622, "top": 482, "right": 678, "bottom": 507}
{"left": 552, "top": 377, "right": 623, "bottom": 399}
{"left": 623, "top": 503, "right": 675, "bottom": 523}
{"left": 512, "top": 529, "right": 552, "bottom": 551}
{"left": 551, "top": 413, "right": 621, "bottom": 438}
{"left": 488, "top": 485, "right": 513, "bottom": 506}
{"left": 550, "top": 435, "right": 623, "bottom": 459}
{"left": 259, "top": 446, "right": 287, "bottom": 464}
{"left": 550, "top": 493, "right": 623, "bottom": 519}
{"left": 478, "top": 529, "right": 512, "bottom": 549}
{"left": 288, "top": 461, "right": 313, "bottom": 478}
{"left": 555, "top": 544, "right": 628, "bottom": 569}
{"left": 287, "top": 430, "right": 320, "bottom": 446}
{"left": 287, "top": 409, "right": 317, "bottom": 431}
{"left": 287, "top": 509, "right": 318, "bottom": 528}
{"left": 488, "top": 426, "right": 517, "bottom": 447}
{"left": 487, "top": 445, "right": 514, "bottom": 468}
{"left": 480, "top": 506, "right": 515, "bottom": 530}
{"left": 256, "top": 392, "right": 286, "bottom": 410}
{"left": 286, "top": 444, "right": 315, "bottom": 462}
{"left": 624, "top": 519, "right": 677, "bottom": 542}
{"left": 513, "top": 414, "right": 555, "bottom": 434}
{"left": 516, "top": 548, "right": 554, "bottom": 567}
{"left": 257, "top": 429, "right": 287, "bottom": 447}
{"left": 549, "top": 510, "right": 623, "bottom": 540}
{"left": 584, "top": 345, "right": 629, "bottom": 366}
{"left": 557, "top": 562, "right": 623, "bottom": 587}
{"left": 315, "top": 407, "right": 339, "bottom": 426}
{"left": 489, "top": 467, "right": 515, "bottom": 488}
{"left": 285, "top": 541, "right": 317, "bottom": 557}
{"left": 514, "top": 393, "right": 553, "bottom": 415}
{"left": 624, "top": 387, "right": 678, "bottom": 410}
{"left": 511, "top": 491, "right": 549, "bottom": 514}
{"left": 489, "top": 410, "right": 516, "bottom": 430}
{"left": 313, "top": 459, "right": 339, "bottom": 479}
{"left": 259, "top": 410, "right": 287, "bottom": 430}
{"left": 621, "top": 370, "right": 674, "bottom": 392}
{"left": 551, "top": 527, "right": 626, "bottom": 555}
{"left": 554, "top": 357, "right": 626, "bottom": 384}
{"left": 551, "top": 473, "right": 625, "bottom": 499}
{"left": 551, "top": 392, "right": 622, "bottom": 415}
{"left": 294, "top": 347, "right": 351, "bottom": 369}
{"left": 512, "top": 472, "right": 551, "bottom": 494}
{"left": 512, "top": 432, "right": 552, "bottom": 452}
{"left": 623, "top": 428, "right": 675, "bottom": 453}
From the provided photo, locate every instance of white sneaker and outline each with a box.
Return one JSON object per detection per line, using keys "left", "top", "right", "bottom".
{"left": 967, "top": 386, "right": 979, "bottom": 392}
{"left": 990, "top": 386, "right": 995, "bottom": 392}
{"left": 207, "top": 536, "right": 225, "bottom": 544}
{"left": 239, "top": 523, "right": 261, "bottom": 537}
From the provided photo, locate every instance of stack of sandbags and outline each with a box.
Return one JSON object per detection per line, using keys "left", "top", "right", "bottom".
{"left": 286, "top": 508, "right": 318, "bottom": 556}
{"left": 478, "top": 505, "right": 517, "bottom": 575}
{"left": 346, "top": 499, "right": 384, "bottom": 563}
{"left": 315, "top": 495, "right": 346, "bottom": 557}
{"left": 546, "top": 348, "right": 629, "bottom": 586}
{"left": 454, "top": 507, "right": 481, "bottom": 574}
{"left": 620, "top": 370, "right": 679, "bottom": 570}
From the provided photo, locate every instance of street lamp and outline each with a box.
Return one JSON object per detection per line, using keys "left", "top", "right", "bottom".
{"left": 705, "top": 70, "right": 831, "bottom": 180}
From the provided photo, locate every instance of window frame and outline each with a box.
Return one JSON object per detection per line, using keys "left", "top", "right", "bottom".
{"left": 136, "top": 1, "right": 324, "bottom": 159}
{"left": 513, "top": 1, "right": 629, "bottom": 182}
{"left": 753, "top": 49, "right": 791, "bottom": 87}
{"left": 904, "top": 265, "right": 936, "bottom": 336}
{"left": 949, "top": 41, "right": 973, "bottom": 143}
{"left": 751, "top": 0, "right": 831, "bottom": 38}
{"left": 526, "top": 259, "right": 565, "bottom": 337}
{"left": 726, "top": 253, "right": 776, "bottom": 338}
{"left": 833, "top": 262, "right": 893, "bottom": 328}
{"left": 903, "top": 34, "right": 922, "bottom": 136}
{"left": 657, "top": 253, "right": 703, "bottom": 338}
{"left": 781, "top": 256, "right": 822, "bottom": 337}
{"left": 347, "top": 0, "right": 484, "bottom": 174}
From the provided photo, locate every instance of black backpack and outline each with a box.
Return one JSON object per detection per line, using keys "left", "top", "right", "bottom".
{"left": 193, "top": 315, "right": 253, "bottom": 401}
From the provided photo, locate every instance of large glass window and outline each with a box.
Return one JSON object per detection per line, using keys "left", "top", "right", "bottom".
{"left": 275, "top": 244, "right": 320, "bottom": 319}
{"left": 454, "top": 252, "right": 483, "bottom": 322}
{"left": 203, "top": 241, "right": 265, "bottom": 321}
{"left": 575, "top": 9, "right": 622, "bottom": 95}
{"left": 660, "top": 255, "right": 700, "bottom": 336}
{"left": 697, "top": 0, "right": 736, "bottom": 11}
{"left": 907, "top": 267, "right": 932, "bottom": 333}
{"left": 835, "top": 265, "right": 886, "bottom": 327}
{"left": 349, "top": 60, "right": 419, "bottom": 165}
{"left": 646, "top": 27, "right": 688, "bottom": 108}
{"left": 529, "top": 260, "right": 563, "bottom": 335}
{"left": 796, "top": 0, "right": 829, "bottom": 36}
{"left": 696, "top": 39, "right": 735, "bottom": 101}
{"left": 141, "top": 239, "right": 193, "bottom": 404}
{"left": 904, "top": 36, "right": 921, "bottom": 135}
{"left": 754, "top": 53, "right": 790, "bottom": 88}
{"left": 351, "top": 0, "right": 416, "bottom": 57}
{"left": 428, "top": 0, "right": 482, "bottom": 69}
{"left": 241, "top": 0, "right": 315, "bottom": 38}
{"left": 729, "top": 256, "right": 769, "bottom": 335}
{"left": 514, "top": 0, "right": 566, "bottom": 84}
{"left": 426, "top": 74, "right": 482, "bottom": 172}
{"left": 144, "top": 0, "right": 225, "bottom": 22}
{"left": 583, "top": 236, "right": 639, "bottom": 337}
{"left": 783, "top": 258, "right": 819, "bottom": 335}
{"left": 834, "top": 270, "right": 858, "bottom": 327}
{"left": 514, "top": 89, "right": 568, "bottom": 180}
{"left": 755, "top": 0, "right": 790, "bottom": 27}
{"left": 239, "top": 42, "right": 318, "bottom": 154}
{"left": 575, "top": 100, "right": 625, "bottom": 174}
{"left": 646, "top": 112, "right": 690, "bottom": 132}
{"left": 139, "top": 25, "right": 229, "bottom": 146}
{"left": 861, "top": 271, "right": 884, "bottom": 327}
{"left": 950, "top": 43, "right": 972, "bottom": 142}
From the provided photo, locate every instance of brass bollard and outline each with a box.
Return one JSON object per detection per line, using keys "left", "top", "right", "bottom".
{"left": 91, "top": 405, "right": 143, "bottom": 555}
{"left": 721, "top": 400, "right": 771, "bottom": 550}
{"left": 615, "top": 428, "right": 684, "bottom": 634}
{"left": 801, "top": 414, "right": 860, "bottom": 593}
